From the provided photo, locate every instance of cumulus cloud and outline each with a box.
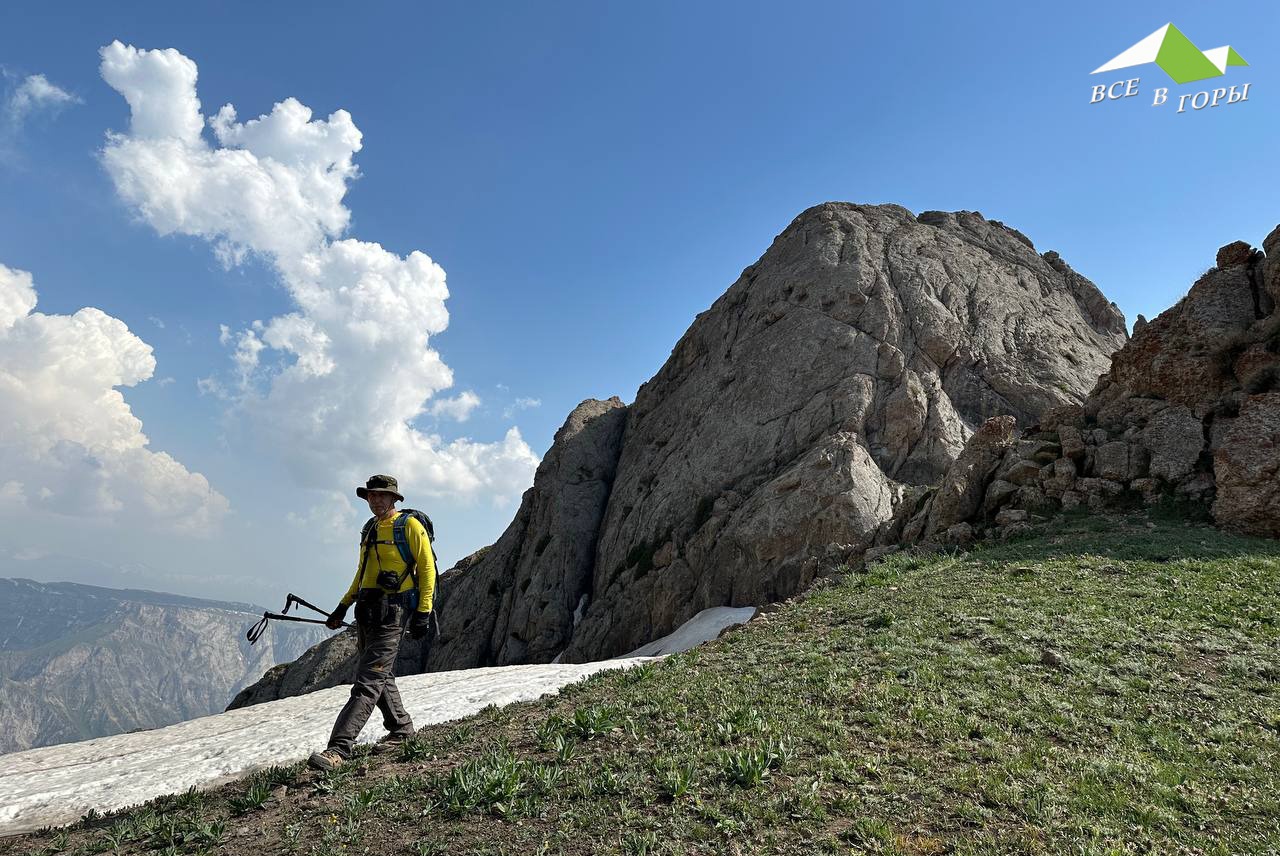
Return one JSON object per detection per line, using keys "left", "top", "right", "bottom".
{"left": 0, "top": 263, "right": 228, "bottom": 530}
{"left": 430, "top": 390, "right": 481, "bottom": 422}
{"left": 503, "top": 396, "right": 541, "bottom": 418}
{"left": 5, "top": 73, "right": 80, "bottom": 128}
{"left": 99, "top": 41, "right": 539, "bottom": 504}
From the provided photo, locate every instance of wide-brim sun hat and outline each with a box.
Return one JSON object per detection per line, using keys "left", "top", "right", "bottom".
{"left": 356, "top": 474, "right": 404, "bottom": 502}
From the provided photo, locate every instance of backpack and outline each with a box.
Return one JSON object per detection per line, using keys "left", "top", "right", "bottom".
{"left": 359, "top": 509, "right": 440, "bottom": 608}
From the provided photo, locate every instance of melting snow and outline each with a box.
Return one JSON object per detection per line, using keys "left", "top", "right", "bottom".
{"left": 0, "top": 658, "right": 656, "bottom": 835}
{"left": 620, "top": 606, "right": 757, "bottom": 658}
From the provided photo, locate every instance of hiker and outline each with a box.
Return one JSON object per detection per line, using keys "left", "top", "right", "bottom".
{"left": 308, "top": 474, "right": 438, "bottom": 772}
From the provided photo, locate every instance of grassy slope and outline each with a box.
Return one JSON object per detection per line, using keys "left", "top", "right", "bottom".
{"left": 7, "top": 506, "right": 1280, "bottom": 856}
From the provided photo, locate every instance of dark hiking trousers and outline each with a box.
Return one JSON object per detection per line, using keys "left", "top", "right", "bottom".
{"left": 327, "top": 594, "right": 415, "bottom": 756}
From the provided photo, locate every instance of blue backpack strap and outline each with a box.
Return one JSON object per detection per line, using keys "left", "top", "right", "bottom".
{"left": 392, "top": 511, "right": 416, "bottom": 574}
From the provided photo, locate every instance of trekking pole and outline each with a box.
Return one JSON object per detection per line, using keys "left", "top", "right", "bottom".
{"left": 283, "top": 593, "right": 331, "bottom": 617}
{"left": 246, "top": 593, "right": 352, "bottom": 645}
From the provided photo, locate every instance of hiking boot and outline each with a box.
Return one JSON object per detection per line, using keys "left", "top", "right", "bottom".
{"left": 308, "top": 748, "right": 347, "bottom": 772}
{"left": 371, "top": 732, "right": 414, "bottom": 755}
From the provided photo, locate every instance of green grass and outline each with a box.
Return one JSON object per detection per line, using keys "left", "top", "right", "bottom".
{"left": 6, "top": 508, "right": 1280, "bottom": 855}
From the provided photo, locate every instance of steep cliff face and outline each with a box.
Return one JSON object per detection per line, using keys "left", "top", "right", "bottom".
{"left": 429, "top": 398, "right": 628, "bottom": 670}
{"left": 0, "top": 579, "right": 324, "bottom": 754}
{"left": 233, "top": 201, "right": 1129, "bottom": 705}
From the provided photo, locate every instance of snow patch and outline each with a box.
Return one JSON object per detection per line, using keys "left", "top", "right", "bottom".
{"left": 0, "top": 658, "right": 655, "bottom": 835}
{"left": 619, "top": 606, "right": 757, "bottom": 658}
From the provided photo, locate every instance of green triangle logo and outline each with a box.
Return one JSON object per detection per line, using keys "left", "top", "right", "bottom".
{"left": 1154, "top": 23, "right": 1226, "bottom": 84}
{"left": 1227, "top": 47, "right": 1248, "bottom": 67}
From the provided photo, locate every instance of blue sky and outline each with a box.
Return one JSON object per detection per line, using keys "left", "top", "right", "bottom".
{"left": 0, "top": 1, "right": 1274, "bottom": 608}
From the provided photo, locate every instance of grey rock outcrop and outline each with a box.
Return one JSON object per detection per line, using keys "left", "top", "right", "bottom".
{"left": 426, "top": 398, "right": 627, "bottom": 670}
{"left": 884, "top": 227, "right": 1280, "bottom": 546}
{"left": 1213, "top": 393, "right": 1280, "bottom": 538}
{"left": 561, "top": 204, "right": 1124, "bottom": 660}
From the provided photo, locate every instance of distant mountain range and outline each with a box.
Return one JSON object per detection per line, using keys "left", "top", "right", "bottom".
{"left": 0, "top": 578, "right": 327, "bottom": 755}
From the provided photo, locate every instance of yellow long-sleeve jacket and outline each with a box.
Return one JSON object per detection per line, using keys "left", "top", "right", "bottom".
{"left": 339, "top": 512, "right": 437, "bottom": 613}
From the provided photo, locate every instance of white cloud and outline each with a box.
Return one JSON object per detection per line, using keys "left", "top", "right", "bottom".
{"left": 430, "top": 390, "right": 481, "bottom": 422}
{"left": 5, "top": 73, "right": 80, "bottom": 128}
{"left": 99, "top": 42, "right": 540, "bottom": 505}
{"left": 0, "top": 263, "right": 228, "bottom": 531}
{"left": 503, "top": 396, "right": 541, "bottom": 418}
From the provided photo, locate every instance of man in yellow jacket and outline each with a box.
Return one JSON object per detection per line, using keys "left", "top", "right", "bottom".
{"left": 309, "top": 474, "right": 437, "bottom": 772}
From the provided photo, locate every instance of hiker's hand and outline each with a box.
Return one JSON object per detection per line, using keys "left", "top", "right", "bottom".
{"left": 326, "top": 603, "right": 349, "bottom": 630}
{"left": 409, "top": 610, "right": 434, "bottom": 640}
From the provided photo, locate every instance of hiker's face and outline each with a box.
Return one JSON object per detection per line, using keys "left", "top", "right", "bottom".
{"left": 367, "top": 491, "right": 396, "bottom": 516}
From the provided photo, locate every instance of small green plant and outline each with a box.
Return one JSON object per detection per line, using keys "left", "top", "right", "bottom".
{"left": 529, "top": 762, "right": 563, "bottom": 793}
{"left": 554, "top": 733, "right": 578, "bottom": 764}
{"left": 172, "top": 785, "right": 204, "bottom": 811}
{"left": 191, "top": 819, "right": 225, "bottom": 847}
{"left": 311, "top": 766, "right": 352, "bottom": 796}
{"left": 842, "top": 817, "right": 894, "bottom": 848}
{"left": 253, "top": 762, "right": 302, "bottom": 787}
{"left": 621, "top": 829, "right": 660, "bottom": 856}
{"left": 719, "top": 739, "right": 788, "bottom": 788}
{"left": 437, "top": 750, "right": 525, "bottom": 817}
{"left": 398, "top": 734, "right": 433, "bottom": 762}
{"left": 656, "top": 759, "right": 697, "bottom": 799}
{"left": 567, "top": 704, "right": 621, "bottom": 740}
{"left": 282, "top": 822, "right": 303, "bottom": 851}
{"left": 229, "top": 779, "right": 274, "bottom": 814}
{"left": 533, "top": 713, "right": 567, "bottom": 750}
{"left": 343, "top": 787, "right": 379, "bottom": 819}
{"left": 720, "top": 747, "right": 771, "bottom": 787}
{"left": 621, "top": 662, "right": 655, "bottom": 685}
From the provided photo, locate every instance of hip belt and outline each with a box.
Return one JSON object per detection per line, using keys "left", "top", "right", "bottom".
{"left": 356, "top": 587, "right": 418, "bottom": 609}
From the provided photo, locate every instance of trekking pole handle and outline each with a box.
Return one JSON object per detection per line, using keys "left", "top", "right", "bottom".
{"left": 246, "top": 611, "right": 351, "bottom": 645}
{"left": 284, "top": 593, "right": 332, "bottom": 617}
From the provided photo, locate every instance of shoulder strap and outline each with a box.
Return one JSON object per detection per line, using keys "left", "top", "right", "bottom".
{"left": 357, "top": 516, "right": 378, "bottom": 578}
{"left": 392, "top": 511, "right": 416, "bottom": 573}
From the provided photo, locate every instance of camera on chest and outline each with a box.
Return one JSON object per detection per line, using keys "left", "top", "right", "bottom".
{"left": 376, "top": 569, "right": 402, "bottom": 592}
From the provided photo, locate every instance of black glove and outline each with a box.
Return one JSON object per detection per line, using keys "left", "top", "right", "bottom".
{"left": 325, "top": 603, "right": 349, "bottom": 630}
{"left": 408, "top": 610, "right": 436, "bottom": 640}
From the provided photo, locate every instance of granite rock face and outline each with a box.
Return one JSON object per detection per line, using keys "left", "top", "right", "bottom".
{"left": 561, "top": 204, "right": 1123, "bottom": 660}
{"left": 425, "top": 398, "right": 628, "bottom": 671}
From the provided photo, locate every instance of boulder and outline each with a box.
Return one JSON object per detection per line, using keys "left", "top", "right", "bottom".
{"left": 1143, "top": 405, "right": 1204, "bottom": 482}
{"left": 1212, "top": 393, "right": 1280, "bottom": 537}
{"left": 1216, "top": 240, "right": 1255, "bottom": 268}
{"left": 924, "top": 416, "right": 1017, "bottom": 537}
{"left": 1093, "top": 441, "right": 1147, "bottom": 481}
